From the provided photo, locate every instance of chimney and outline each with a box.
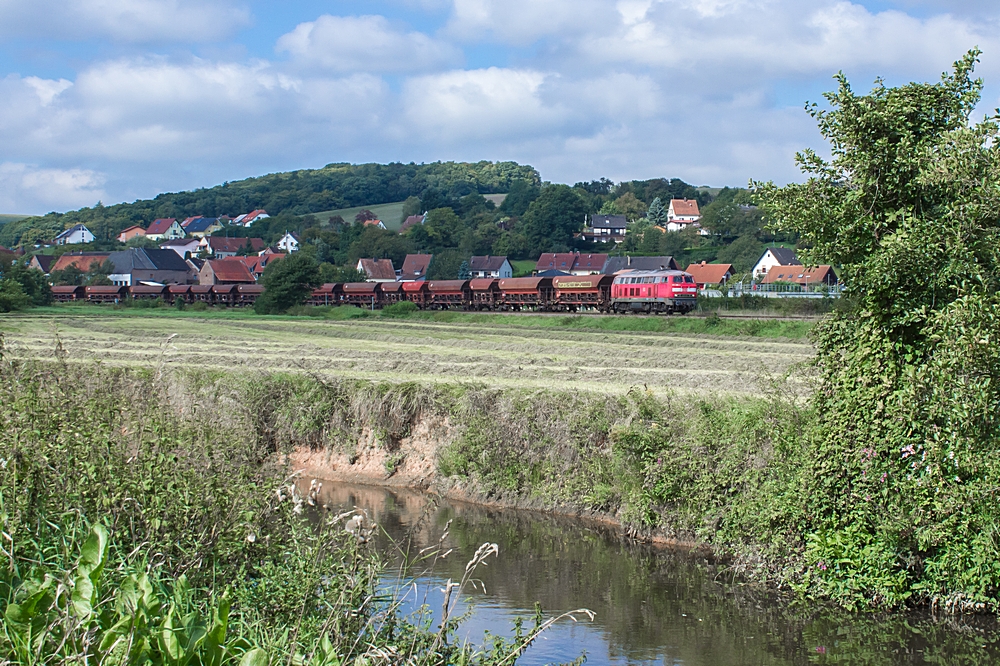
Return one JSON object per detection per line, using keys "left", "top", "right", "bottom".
{"left": 701, "top": 260, "right": 707, "bottom": 266}
{"left": 627, "top": 256, "right": 631, "bottom": 266}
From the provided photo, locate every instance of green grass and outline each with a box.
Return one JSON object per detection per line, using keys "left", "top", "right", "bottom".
{"left": 310, "top": 201, "right": 407, "bottom": 230}
{"left": 0, "top": 214, "right": 28, "bottom": 225}
{"left": 510, "top": 259, "right": 536, "bottom": 277}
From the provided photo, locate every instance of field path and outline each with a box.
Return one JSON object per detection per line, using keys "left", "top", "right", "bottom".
{"left": 0, "top": 313, "right": 815, "bottom": 396}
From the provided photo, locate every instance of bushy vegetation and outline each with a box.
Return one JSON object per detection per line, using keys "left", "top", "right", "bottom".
{"left": 754, "top": 50, "right": 1000, "bottom": 611}
{"left": 0, "top": 352, "right": 581, "bottom": 665}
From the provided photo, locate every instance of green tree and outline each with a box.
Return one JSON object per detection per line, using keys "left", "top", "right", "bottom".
{"left": 125, "top": 235, "right": 161, "bottom": 249}
{"left": 2, "top": 261, "right": 52, "bottom": 305}
{"left": 254, "top": 252, "right": 321, "bottom": 314}
{"left": 716, "top": 233, "right": 764, "bottom": 274}
{"left": 613, "top": 192, "right": 648, "bottom": 222}
{"left": 757, "top": 50, "right": 1000, "bottom": 608}
{"left": 520, "top": 185, "right": 587, "bottom": 253}
{"left": 51, "top": 263, "right": 85, "bottom": 286}
{"left": 457, "top": 260, "right": 471, "bottom": 279}
{"left": 0, "top": 278, "right": 30, "bottom": 312}
{"left": 401, "top": 196, "right": 422, "bottom": 221}
{"left": 646, "top": 197, "right": 667, "bottom": 226}
{"left": 499, "top": 181, "right": 539, "bottom": 217}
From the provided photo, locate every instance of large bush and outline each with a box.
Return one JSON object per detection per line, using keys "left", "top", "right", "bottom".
{"left": 758, "top": 50, "right": 1000, "bottom": 611}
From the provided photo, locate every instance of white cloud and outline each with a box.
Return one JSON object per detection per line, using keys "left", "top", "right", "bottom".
{"left": 445, "top": 0, "right": 616, "bottom": 45}
{"left": 0, "top": 0, "right": 249, "bottom": 42}
{"left": 23, "top": 77, "right": 72, "bottom": 106}
{"left": 402, "top": 68, "right": 562, "bottom": 141}
{"left": 0, "top": 163, "right": 106, "bottom": 214}
{"left": 276, "top": 15, "right": 460, "bottom": 73}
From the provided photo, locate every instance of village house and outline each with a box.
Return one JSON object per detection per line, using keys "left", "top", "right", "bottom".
{"left": 277, "top": 231, "right": 300, "bottom": 253}
{"left": 356, "top": 258, "right": 397, "bottom": 282}
{"left": 107, "top": 248, "right": 192, "bottom": 286}
{"left": 400, "top": 254, "right": 432, "bottom": 281}
{"left": 400, "top": 214, "right": 425, "bottom": 234}
{"left": 232, "top": 210, "right": 269, "bottom": 227}
{"left": 363, "top": 219, "right": 387, "bottom": 230}
{"left": 601, "top": 255, "right": 679, "bottom": 274}
{"left": 582, "top": 214, "right": 627, "bottom": 243}
{"left": 28, "top": 254, "right": 55, "bottom": 274}
{"left": 145, "top": 218, "right": 185, "bottom": 241}
{"left": 201, "top": 237, "right": 266, "bottom": 258}
{"left": 54, "top": 224, "right": 95, "bottom": 246}
{"left": 159, "top": 238, "right": 202, "bottom": 259}
{"left": 761, "top": 264, "right": 838, "bottom": 286}
{"left": 117, "top": 225, "right": 146, "bottom": 243}
{"left": 685, "top": 262, "right": 734, "bottom": 288}
{"left": 535, "top": 252, "right": 608, "bottom": 276}
{"left": 182, "top": 217, "right": 223, "bottom": 239}
{"left": 752, "top": 247, "right": 799, "bottom": 280}
{"left": 469, "top": 255, "right": 512, "bottom": 279}
{"left": 198, "top": 259, "right": 256, "bottom": 285}
{"left": 665, "top": 199, "right": 706, "bottom": 233}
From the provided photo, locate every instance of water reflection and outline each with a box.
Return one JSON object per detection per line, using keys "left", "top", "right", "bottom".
{"left": 309, "top": 481, "right": 1000, "bottom": 665}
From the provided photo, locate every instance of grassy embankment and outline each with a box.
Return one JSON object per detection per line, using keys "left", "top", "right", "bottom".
{"left": 0, "top": 351, "right": 582, "bottom": 665}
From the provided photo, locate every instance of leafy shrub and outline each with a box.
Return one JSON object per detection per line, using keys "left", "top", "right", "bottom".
{"left": 381, "top": 301, "right": 418, "bottom": 317}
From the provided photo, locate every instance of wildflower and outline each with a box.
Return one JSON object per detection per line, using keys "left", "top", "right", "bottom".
{"left": 246, "top": 533, "right": 256, "bottom": 543}
{"left": 818, "top": 562, "right": 828, "bottom": 571}
{"left": 880, "top": 472, "right": 887, "bottom": 483}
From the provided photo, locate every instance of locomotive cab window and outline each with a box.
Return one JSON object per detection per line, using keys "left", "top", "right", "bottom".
{"left": 684, "top": 276, "right": 695, "bottom": 283}
{"left": 671, "top": 276, "right": 683, "bottom": 283}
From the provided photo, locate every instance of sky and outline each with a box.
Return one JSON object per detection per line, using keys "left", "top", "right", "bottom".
{"left": 2, "top": 0, "right": 1000, "bottom": 215}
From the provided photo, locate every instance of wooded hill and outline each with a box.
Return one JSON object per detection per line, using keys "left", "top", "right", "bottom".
{"left": 0, "top": 161, "right": 540, "bottom": 248}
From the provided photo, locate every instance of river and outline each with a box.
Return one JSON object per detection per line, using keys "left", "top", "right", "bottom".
{"left": 311, "top": 480, "right": 1000, "bottom": 665}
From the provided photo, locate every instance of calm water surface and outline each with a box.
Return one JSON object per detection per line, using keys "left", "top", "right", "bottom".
{"left": 310, "top": 481, "right": 999, "bottom": 666}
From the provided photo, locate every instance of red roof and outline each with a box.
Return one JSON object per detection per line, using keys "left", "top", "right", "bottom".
{"left": 206, "top": 259, "right": 255, "bottom": 283}
{"left": 146, "top": 218, "right": 178, "bottom": 235}
{"left": 670, "top": 199, "right": 701, "bottom": 217}
{"left": 206, "top": 237, "right": 265, "bottom": 254}
{"left": 684, "top": 262, "right": 733, "bottom": 286}
{"left": 357, "top": 258, "right": 396, "bottom": 281}
{"left": 400, "top": 254, "right": 432, "bottom": 280}
{"left": 400, "top": 215, "right": 424, "bottom": 233}
{"left": 51, "top": 253, "right": 109, "bottom": 273}
{"left": 761, "top": 265, "right": 837, "bottom": 285}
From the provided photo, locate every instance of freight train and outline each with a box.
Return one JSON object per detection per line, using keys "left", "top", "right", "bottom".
{"left": 50, "top": 268, "right": 698, "bottom": 314}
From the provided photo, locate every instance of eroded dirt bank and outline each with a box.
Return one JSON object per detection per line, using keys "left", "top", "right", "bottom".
{"left": 286, "top": 413, "right": 709, "bottom": 551}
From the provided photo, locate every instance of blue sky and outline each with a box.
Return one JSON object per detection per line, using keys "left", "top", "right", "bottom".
{"left": 1, "top": 0, "right": 999, "bottom": 214}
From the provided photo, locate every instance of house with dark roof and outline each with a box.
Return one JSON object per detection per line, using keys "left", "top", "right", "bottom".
{"left": 356, "top": 258, "right": 397, "bottom": 282}
{"left": 400, "top": 254, "right": 432, "bottom": 281}
{"left": 469, "top": 255, "right": 512, "bottom": 279}
{"left": 761, "top": 265, "right": 837, "bottom": 286}
{"left": 685, "top": 262, "right": 733, "bottom": 288}
{"left": 752, "top": 247, "right": 799, "bottom": 280}
{"left": 201, "top": 237, "right": 266, "bottom": 258}
{"left": 602, "top": 255, "right": 678, "bottom": 274}
{"left": 400, "top": 214, "right": 425, "bottom": 234}
{"left": 145, "top": 218, "right": 185, "bottom": 241}
{"left": 107, "top": 248, "right": 193, "bottom": 286}
{"left": 54, "top": 224, "right": 95, "bottom": 246}
{"left": 535, "top": 252, "right": 608, "bottom": 276}
{"left": 28, "top": 254, "right": 55, "bottom": 274}
{"left": 198, "top": 259, "right": 256, "bottom": 285}
{"left": 582, "top": 215, "right": 627, "bottom": 243}
{"left": 182, "top": 217, "right": 223, "bottom": 238}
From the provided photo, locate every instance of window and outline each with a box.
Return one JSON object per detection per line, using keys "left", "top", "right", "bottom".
{"left": 662, "top": 277, "right": 670, "bottom": 283}
{"left": 684, "top": 276, "right": 694, "bottom": 283}
{"left": 671, "top": 276, "right": 683, "bottom": 283}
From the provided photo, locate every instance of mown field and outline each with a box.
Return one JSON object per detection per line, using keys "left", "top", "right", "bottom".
{"left": 0, "top": 309, "right": 816, "bottom": 397}
{"left": 310, "top": 201, "right": 407, "bottom": 229}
